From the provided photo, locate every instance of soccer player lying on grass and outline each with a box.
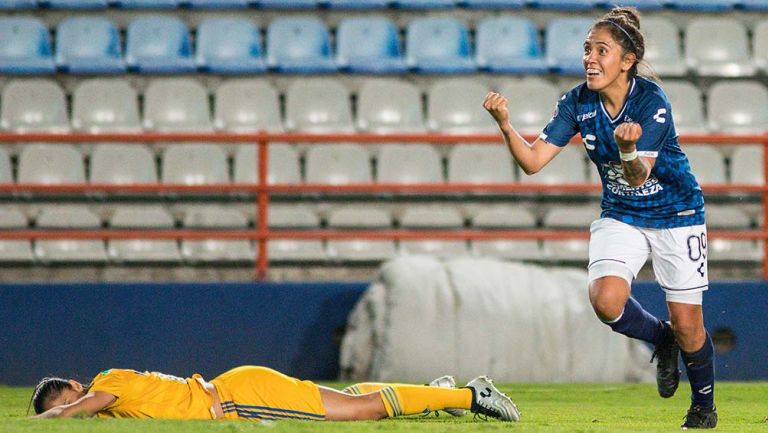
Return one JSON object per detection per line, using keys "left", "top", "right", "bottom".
{"left": 30, "top": 365, "right": 520, "bottom": 422}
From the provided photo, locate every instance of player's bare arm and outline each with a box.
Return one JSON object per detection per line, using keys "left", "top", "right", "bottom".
{"left": 483, "top": 92, "right": 562, "bottom": 175}
{"left": 614, "top": 122, "right": 656, "bottom": 187}
{"left": 33, "top": 391, "right": 115, "bottom": 419}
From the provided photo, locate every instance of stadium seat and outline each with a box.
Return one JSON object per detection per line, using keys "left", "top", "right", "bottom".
{"left": 188, "top": 0, "right": 248, "bottom": 8}
{"left": 518, "top": 145, "right": 587, "bottom": 184}
{"left": 394, "top": 0, "right": 455, "bottom": 8}
{"left": 55, "top": 17, "right": 125, "bottom": 74}
{"left": 196, "top": 18, "right": 266, "bottom": 74}
{"left": 0, "top": 17, "right": 55, "bottom": 74}
{"left": 0, "top": 207, "right": 34, "bottom": 262}
{"left": 499, "top": 78, "right": 561, "bottom": 135}
{"left": 90, "top": 144, "right": 158, "bottom": 184}
{"left": 545, "top": 18, "right": 593, "bottom": 75}
{"left": 470, "top": 206, "right": 541, "bottom": 260}
{"left": 143, "top": 79, "right": 213, "bottom": 131}
{"left": 233, "top": 144, "right": 301, "bottom": 184}
{"left": 740, "top": 0, "right": 768, "bottom": 10}
{"left": 285, "top": 79, "right": 353, "bottom": 132}
{"left": 17, "top": 144, "right": 85, "bottom": 184}
{"left": 685, "top": 18, "right": 754, "bottom": 77}
{"left": 258, "top": 0, "right": 319, "bottom": 8}
{"left": 730, "top": 146, "right": 763, "bottom": 185}
{"left": 447, "top": 144, "right": 515, "bottom": 183}
{"left": 377, "top": 144, "right": 444, "bottom": 184}
{"left": 162, "top": 144, "right": 229, "bottom": 185}
{"left": 706, "top": 205, "right": 760, "bottom": 261}
{"left": 214, "top": 79, "right": 281, "bottom": 132}
{"left": 125, "top": 16, "right": 196, "bottom": 74}
{"left": 532, "top": 0, "right": 598, "bottom": 10}
{"left": 399, "top": 206, "right": 468, "bottom": 258}
{"left": 336, "top": 17, "right": 407, "bottom": 74}
{"left": 266, "top": 16, "right": 337, "bottom": 74}
{"left": 755, "top": 20, "right": 768, "bottom": 73}
{"left": 463, "top": 0, "right": 525, "bottom": 9}
{"left": 0, "top": 147, "right": 11, "bottom": 183}
{"left": 115, "top": 0, "right": 178, "bottom": 7}
{"left": 0, "top": 79, "right": 69, "bottom": 132}
{"left": 681, "top": 145, "right": 727, "bottom": 184}
{"left": 541, "top": 205, "right": 599, "bottom": 261}
{"left": 427, "top": 78, "right": 496, "bottom": 133}
{"left": 47, "top": 0, "right": 107, "bottom": 9}
{"left": 356, "top": 79, "right": 425, "bottom": 133}
{"left": 72, "top": 79, "right": 141, "bottom": 132}
{"left": 475, "top": 16, "right": 547, "bottom": 74}
{"left": 34, "top": 206, "right": 108, "bottom": 263}
{"left": 267, "top": 205, "right": 326, "bottom": 261}
{"left": 305, "top": 144, "right": 372, "bottom": 184}
{"left": 602, "top": 0, "right": 663, "bottom": 9}
{"left": 405, "top": 17, "right": 476, "bottom": 74}
{"left": 668, "top": 0, "right": 734, "bottom": 11}
{"left": 181, "top": 207, "right": 253, "bottom": 262}
{"left": 326, "top": 0, "right": 388, "bottom": 8}
{"left": 326, "top": 207, "right": 396, "bottom": 261}
{"left": 642, "top": 17, "right": 687, "bottom": 77}
{"left": 707, "top": 80, "right": 768, "bottom": 133}
{"left": 108, "top": 206, "right": 181, "bottom": 262}
{"left": 0, "top": 0, "right": 37, "bottom": 10}
{"left": 661, "top": 80, "right": 707, "bottom": 133}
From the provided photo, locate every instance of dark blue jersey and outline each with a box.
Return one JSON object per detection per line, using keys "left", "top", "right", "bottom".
{"left": 540, "top": 77, "right": 704, "bottom": 228}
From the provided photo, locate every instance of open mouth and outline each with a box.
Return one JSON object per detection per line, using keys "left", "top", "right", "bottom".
{"left": 586, "top": 68, "right": 601, "bottom": 77}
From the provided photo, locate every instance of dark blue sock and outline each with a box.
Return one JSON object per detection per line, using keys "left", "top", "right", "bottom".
{"left": 681, "top": 333, "right": 715, "bottom": 408}
{"left": 603, "top": 297, "right": 666, "bottom": 345}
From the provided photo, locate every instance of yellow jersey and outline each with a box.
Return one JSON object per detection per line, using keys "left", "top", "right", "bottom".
{"left": 89, "top": 368, "right": 215, "bottom": 419}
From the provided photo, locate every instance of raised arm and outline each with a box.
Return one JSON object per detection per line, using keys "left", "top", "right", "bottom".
{"left": 483, "top": 92, "right": 563, "bottom": 175}
{"left": 613, "top": 122, "right": 656, "bottom": 187}
{"left": 33, "top": 391, "right": 115, "bottom": 419}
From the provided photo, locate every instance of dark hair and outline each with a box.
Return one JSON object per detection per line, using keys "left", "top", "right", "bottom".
{"left": 593, "top": 6, "right": 657, "bottom": 80}
{"left": 28, "top": 377, "right": 71, "bottom": 415}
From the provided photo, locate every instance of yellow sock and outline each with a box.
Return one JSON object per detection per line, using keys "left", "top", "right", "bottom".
{"left": 378, "top": 385, "right": 472, "bottom": 417}
{"left": 342, "top": 382, "right": 393, "bottom": 395}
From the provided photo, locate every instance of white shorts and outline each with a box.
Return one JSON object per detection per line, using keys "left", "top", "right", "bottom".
{"left": 587, "top": 217, "right": 708, "bottom": 305}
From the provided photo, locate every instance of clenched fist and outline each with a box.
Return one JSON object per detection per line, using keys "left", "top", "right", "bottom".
{"left": 483, "top": 92, "right": 509, "bottom": 126}
{"left": 613, "top": 122, "right": 643, "bottom": 152}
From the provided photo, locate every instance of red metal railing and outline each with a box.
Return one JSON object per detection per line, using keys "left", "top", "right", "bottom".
{"left": 1, "top": 131, "right": 767, "bottom": 279}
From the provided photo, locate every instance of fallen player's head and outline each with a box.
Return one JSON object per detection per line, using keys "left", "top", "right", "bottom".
{"left": 29, "top": 377, "right": 87, "bottom": 414}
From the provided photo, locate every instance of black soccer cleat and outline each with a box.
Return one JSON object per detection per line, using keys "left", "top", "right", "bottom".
{"left": 681, "top": 405, "right": 718, "bottom": 429}
{"left": 652, "top": 322, "right": 681, "bottom": 398}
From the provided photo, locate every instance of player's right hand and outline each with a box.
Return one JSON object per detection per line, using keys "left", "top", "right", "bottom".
{"left": 483, "top": 92, "right": 509, "bottom": 125}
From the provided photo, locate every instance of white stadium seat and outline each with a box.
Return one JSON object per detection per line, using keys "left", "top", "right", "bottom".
{"left": 707, "top": 80, "right": 768, "bottom": 133}
{"left": 267, "top": 205, "right": 326, "bottom": 261}
{"left": 34, "top": 206, "right": 107, "bottom": 263}
{"left": 72, "top": 78, "right": 141, "bottom": 132}
{"left": 541, "top": 205, "right": 599, "bottom": 261}
{"left": 285, "top": 78, "right": 353, "bottom": 133}
{"left": 755, "top": 20, "right": 768, "bottom": 73}
{"left": 427, "top": 78, "right": 497, "bottom": 133}
{"left": 90, "top": 144, "right": 157, "bottom": 184}
{"left": 499, "top": 78, "right": 561, "bottom": 135}
{"left": 143, "top": 78, "right": 213, "bottom": 131}
{"left": 0, "top": 207, "right": 34, "bottom": 262}
{"left": 108, "top": 206, "right": 181, "bottom": 262}
{"left": 685, "top": 18, "right": 755, "bottom": 77}
{"left": 399, "top": 206, "right": 468, "bottom": 258}
{"left": 377, "top": 144, "right": 443, "bottom": 184}
{"left": 214, "top": 79, "right": 282, "bottom": 132}
{"left": 682, "top": 145, "right": 727, "bottom": 184}
{"left": 162, "top": 144, "right": 229, "bottom": 185}
{"left": 181, "top": 206, "right": 253, "bottom": 262}
{"left": 356, "top": 79, "right": 425, "bottom": 133}
{"left": 326, "top": 207, "right": 396, "bottom": 261}
{"left": 0, "top": 146, "right": 11, "bottom": 182}
{"left": 448, "top": 144, "right": 515, "bottom": 184}
{"left": 233, "top": 144, "right": 301, "bottom": 184}
{"left": 642, "top": 17, "right": 687, "bottom": 77}
{"left": 305, "top": 144, "right": 371, "bottom": 184}
{"left": 471, "top": 206, "right": 541, "bottom": 260}
{"left": 519, "top": 145, "right": 587, "bottom": 185}
{"left": 730, "top": 146, "right": 764, "bottom": 185}
{"left": 1, "top": 79, "right": 69, "bottom": 132}
{"left": 706, "top": 205, "right": 760, "bottom": 261}
{"left": 662, "top": 81, "right": 707, "bottom": 134}
{"left": 17, "top": 144, "right": 85, "bottom": 184}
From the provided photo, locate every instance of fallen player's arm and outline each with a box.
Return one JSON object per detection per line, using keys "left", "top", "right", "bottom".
{"left": 32, "top": 391, "right": 115, "bottom": 419}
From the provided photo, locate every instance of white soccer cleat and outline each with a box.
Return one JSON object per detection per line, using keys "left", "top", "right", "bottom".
{"left": 465, "top": 376, "right": 521, "bottom": 422}
{"left": 428, "top": 375, "right": 466, "bottom": 417}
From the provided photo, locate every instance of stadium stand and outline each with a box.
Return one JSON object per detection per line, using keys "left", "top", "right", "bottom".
{"left": 377, "top": 144, "right": 444, "bottom": 184}
{"left": 335, "top": 17, "right": 407, "bottom": 74}
{"left": 0, "top": 79, "right": 69, "bottom": 132}
{"left": 681, "top": 145, "right": 728, "bottom": 185}
{"left": 399, "top": 206, "right": 468, "bottom": 258}
{"left": 17, "top": 144, "right": 84, "bottom": 184}
{"left": 545, "top": 17, "right": 593, "bottom": 75}
{"left": 266, "top": 16, "right": 336, "bottom": 74}
{"left": 213, "top": 79, "right": 282, "bottom": 132}
{"left": 0, "top": 206, "right": 34, "bottom": 262}
{"left": 730, "top": 146, "right": 764, "bottom": 185}
{"left": 707, "top": 80, "right": 768, "bottom": 133}
{"left": 195, "top": 18, "right": 266, "bottom": 74}
{"left": 161, "top": 144, "right": 229, "bottom": 185}
{"left": 181, "top": 207, "right": 254, "bottom": 262}
{"left": 285, "top": 78, "right": 353, "bottom": 132}
{"left": 71, "top": 78, "right": 141, "bottom": 132}
{"left": 143, "top": 78, "right": 213, "bottom": 131}
{"left": 356, "top": 79, "right": 425, "bottom": 133}
{"left": 326, "top": 207, "right": 396, "bottom": 261}
{"left": 55, "top": 17, "right": 125, "bottom": 74}
{"left": 90, "top": 144, "right": 158, "bottom": 185}
{"left": 267, "top": 205, "right": 326, "bottom": 262}
{"left": 470, "top": 206, "right": 541, "bottom": 260}
{"left": 475, "top": 16, "right": 548, "bottom": 74}
{"left": 661, "top": 80, "right": 707, "bottom": 133}
{"left": 233, "top": 144, "right": 302, "bottom": 184}
{"left": 108, "top": 206, "right": 182, "bottom": 262}
{"left": 684, "top": 17, "right": 754, "bottom": 77}
{"left": 0, "top": 17, "right": 55, "bottom": 75}
{"left": 116, "top": 0, "right": 179, "bottom": 8}
{"left": 642, "top": 17, "right": 686, "bottom": 77}
{"left": 499, "top": 78, "right": 561, "bottom": 135}
{"left": 305, "top": 144, "right": 372, "bottom": 184}
{"left": 34, "top": 206, "right": 108, "bottom": 263}
{"left": 427, "top": 78, "right": 496, "bottom": 133}
{"left": 405, "top": 17, "right": 476, "bottom": 74}
{"left": 541, "top": 205, "right": 599, "bottom": 261}
{"left": 125, "top": 16, "right": 196, "bottom": 74}
{"left": 447, "top": 144, "right": 516, "bottom": 184}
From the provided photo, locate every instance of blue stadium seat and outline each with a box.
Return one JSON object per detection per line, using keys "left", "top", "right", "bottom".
{"left": 266, "top": 16, "right": 337, "bottom": 74}
{"left": 546, "top": 17, "right": 593, "bottom": 75}
{"left": 196, "top": 18, "right": 265, "bottom": 74}
{"left": 602, "top": 0, "right": 664, "bottom": 9}
{"left": 46, "top": 0, "right": 107, "bottom": 8}
{"left": 0, "top": 17, "right": 55, "bottom": 75}
{"left": 258, "top": 0, "right": 319, "bottom": 8}
{"left": 739, "top": 0, "right": 768, "bottom": 10}
{"left": 475, "top": 16, "right": 547, "bottom": 74}
{"left": 394, "top": 0, "right": 455, "bottom": 8}
{"left": 187, "top": 0, "right": 248, "bottom": 7}
{"left": 125, "top": 16, "right": 196, "bottom": 74}
{"left": 532, "top": 0, "right": 598, "bottom": 10}
{"left": 326, "top": 0, "right": 388, "bottom": 8}
{"left": 336, "top": 17, "right": 407, "bottom": 74}
{"left": 55, "top": 17, "right": 125, "bottom": 74}
{"left": 667, "top": 0, "right": 734, "bottom": 10}
{"left": 405, "top": 17, "right": 476, "bottom": 74}
{"left": 114, "top": 0, "right": 179, "bottom": 8}
{"left": 462, "top": 0, "right": 525, "bottom": 8}
{"left": 0, "top": 0, "right": 37, "bottom": 10}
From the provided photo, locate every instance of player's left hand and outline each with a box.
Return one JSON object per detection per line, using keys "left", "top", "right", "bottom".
{"left": 613, "top": 122, "right": 642, "bottom": 152}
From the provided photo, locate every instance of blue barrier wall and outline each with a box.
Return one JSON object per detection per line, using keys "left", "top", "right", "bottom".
{"left": 0, "top": 280, "right": 765, "bottom": 386}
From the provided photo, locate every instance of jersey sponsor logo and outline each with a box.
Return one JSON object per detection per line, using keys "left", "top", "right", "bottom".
{"left": 601, "top": 161, "right": 664, "bottom": 196}
{"left": 577, "top": 110, "right": 597, "bottom": 121}
{"left": 623, "top": 115, "right": 634, "bottom": 123}
{"left": 582, "top": 134, "right": 596, "bottom": 150}
{"left": 653, "top": 108, "right": 667, "bottom": 124}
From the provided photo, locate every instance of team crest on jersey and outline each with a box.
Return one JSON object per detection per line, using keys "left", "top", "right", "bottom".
{"left": 601, "top": 161, "right": 664, "bottom": 196}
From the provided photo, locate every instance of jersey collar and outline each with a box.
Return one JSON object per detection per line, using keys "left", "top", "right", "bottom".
{"left": 599, "top": 78, "right": 636, "bottom": 124}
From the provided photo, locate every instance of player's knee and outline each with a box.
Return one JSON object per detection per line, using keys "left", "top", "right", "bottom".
{"left": 670, "top": 320, "right": 704, "bottom": 344}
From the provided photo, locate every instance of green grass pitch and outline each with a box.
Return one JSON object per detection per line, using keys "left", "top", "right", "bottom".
{"left": 2, "top": 382, "right": 766, "bottom": 432}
